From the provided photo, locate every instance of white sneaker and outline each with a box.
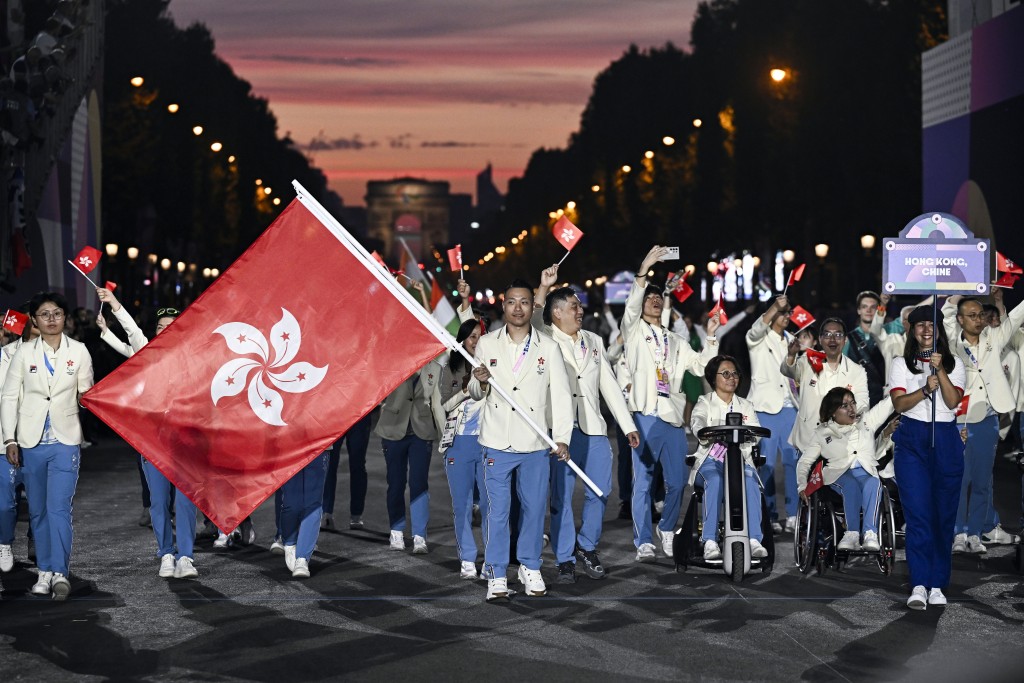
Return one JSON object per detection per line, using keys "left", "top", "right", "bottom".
{"left": 284, "top": 544, "right": 297, "bottom": 571}
{"left": 703, "top": 540, "right": 722, "bottom": 560}
{"left": 771, "top": 521, "right": 783, "bottom": 534}
{"left": 50, "top": 573, "right": 70, "bottom": 601}
{"left": 173, "top": 556, "right": 198, "bottom": 579}
{"left": 486, "top": 577, "right": 511, "bottom": 602}
{"left": 213, "top": 532, "right": 231, "bottom": 549}
{"left": 952, "top": 533, "right": 967, "bottom": 553}
{"left": 412, "top": 535, "right": 428, "bottom": 554}
{"left": 658, "top": 527, "right": 676, "bottom": 556}
{"left": 966, "top": 535, "right": 987, "bottom": 554}
{"left": 158, "top": 553, "right": 176, "bottom": 578}
{"left": 31, "top": 571, "right": 53, "bottom": 595}
{"left": 784, "top": 515, "right": 797, "bottom": 533}
{"left": 460, "top": 561, "right": 478, "bottom": 580}
{"left": 907, "top": 585, "right": 928, "bottom": 610}
{"left": 654, "top": 500, "right": 665, "bottom": 514}
{"left": 861, "top": 530, "right": 880, "bottom": 552}
{"left": 750, "top": 538, "right": 768, "bottom": 559}
{"left": 635, "top": 543, "right": 657, "bottom": 562}
{"left": 928, "top": 588, "right": 947, "bottom": 605}
{"left": 981, "top": 524, "right": 1019, "bottom": 545}
{"left": 389, "top": 530, "right": 405, "bottom": 550}
{"left": 517, "top": 565, "right": 547, "bottom": 596}
{"left": 837, "top": 531, "right": 861, "bottom": 551}
{"left": 292, "top": 558, "right": 310, "bottom": 579}
{"left": 270, "top": 537, "right": 285, "bottom": 555}
{"left": 0, "top": 544, "right": 13, "bottom": 572}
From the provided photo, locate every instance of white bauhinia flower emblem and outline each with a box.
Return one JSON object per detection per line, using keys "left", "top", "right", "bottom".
{"left": 795, "top": 312, "right": 807, "bottom": 323}
{"left": 561, "top": 228, "right": 577, "bottom": 243}
{"left": 5, "top": 314, "right": 17, "bottom": 327}
{"left": 210, "top": 308, "right": 328, "bottom": 426}
{"left": 78, "top": 255, "right": 93, "bottom": 268}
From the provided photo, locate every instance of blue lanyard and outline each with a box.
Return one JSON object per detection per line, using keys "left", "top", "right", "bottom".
{"left": 42, "top": 351, "right": 55, "bottom": 376}
{"left": 645, "top": 322, "right": 668, "bottom": 365}
{"left": 511, "top": 331, "right": 532, "bottom": 373}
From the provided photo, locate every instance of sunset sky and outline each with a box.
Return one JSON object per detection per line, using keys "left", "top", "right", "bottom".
{"left": 169, "top": 0, "right": 700, "bottom": 205}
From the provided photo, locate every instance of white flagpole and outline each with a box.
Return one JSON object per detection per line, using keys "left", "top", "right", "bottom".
{"left": 293, "top": 181, "right": 603, "bottom": 497}
{"left": 397, "top": 236, "right": 434, "bottom": 284}
{"left": 556, "top": 249, "right": 571, "bottom": 266}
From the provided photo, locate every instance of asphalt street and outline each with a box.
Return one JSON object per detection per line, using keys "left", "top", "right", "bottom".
{"left": 0, "top": 429, "right": 1022, "bottom": 682}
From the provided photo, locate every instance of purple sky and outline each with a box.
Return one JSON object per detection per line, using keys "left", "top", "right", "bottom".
{"left": 168, "top": 0, "right": 700, "bottom": 205}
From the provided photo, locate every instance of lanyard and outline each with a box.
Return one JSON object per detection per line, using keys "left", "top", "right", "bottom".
{"left": 645, "top": 322, "right": 668, "bottom": 366}
{"left": 511, "top": 331, "right": 532, "bottom": 374}
{"left": 42, "top": 351, "right": 55, "bottom": 376}
{"left": 963, "top": 344, "right": 979, "bottom": 368}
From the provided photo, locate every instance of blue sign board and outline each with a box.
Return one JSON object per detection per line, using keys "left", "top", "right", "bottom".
{"left": 882, "top": 212, "right": 990, "bottom": 296}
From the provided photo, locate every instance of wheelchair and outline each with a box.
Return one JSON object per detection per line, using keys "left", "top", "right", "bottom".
{"left": 793, "top": 467, "right": 898, "bottom": 576}
{"left": 673, "top": 414, "right": 774, "bottom": 582}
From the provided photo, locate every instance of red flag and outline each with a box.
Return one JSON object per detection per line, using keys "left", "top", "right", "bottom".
{"left": 955, "top": 395, "right": 970, "bottom": 417}
{"left": 447, "top": 245, "right": 462, "bottom": 272}
{"left": 804, "top": 460, "right": 825, "bottom": 495}
{"left": 552, "top": 216, "right": 584, "bottom": 251}
{"left": 3, "top": 310, "right": 28, "bottom": 336}
{"left": 105, "top": 281, "right": 118, "bottom": 292}
{"left": 430, "top": 277, "right": 445, "bottom": 311}
{"left": 71, "top": 245, "right": 103, "bottom": 275}
{"left": 787, "top": 263, "right": 806, "bottom": 287}
{"left": 81, "top": 200, "right": 446, "bottom": 532}
{"left": 997, "top": 251, "right": 1023, "bottom": 275}
{"left": 805, "top": 348, "right": 827, "bottom": 374}
{"left": 708, "top": 293, "right": 728, "bottom": 325}
{"left": 789, "top": 305, "right": 816, "bottom": 332}
{"left": 993, "top": 272, "right": 1020, "bottom": 289}
{"left": 672, "top": 279, "right": 694, "bottom": 304}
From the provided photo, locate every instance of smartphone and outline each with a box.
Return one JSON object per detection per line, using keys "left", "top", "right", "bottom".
{"left": 660, "top": 247, "right": 680, "bottom": 261}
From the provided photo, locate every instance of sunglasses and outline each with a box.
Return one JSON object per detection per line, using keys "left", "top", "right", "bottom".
{"left": 156, "top": 307, "right": 180, "bottom": 317}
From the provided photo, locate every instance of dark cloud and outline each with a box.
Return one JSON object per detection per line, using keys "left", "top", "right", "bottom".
{"left": 304, "top": 134, "right": 378, "bottom": 151}
{"left": 240, "top": 54, "right": 405, "bottom": 68}
{"left": 420, "top": 140, "right": 489, "bottom": 148}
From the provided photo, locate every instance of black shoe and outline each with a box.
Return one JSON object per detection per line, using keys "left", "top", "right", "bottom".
{"left": 575, "top": 547, "right": 607, "bottom": 579}
{"left": 618, "top": 501, "right": 632, "bottom": 520}
{"left": 556, "top": 560, "right": 576, "bottom": 584}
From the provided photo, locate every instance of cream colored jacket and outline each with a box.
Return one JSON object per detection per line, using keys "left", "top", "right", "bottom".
{"left": 781, "top": 353, "right": 869, "bottom": 452}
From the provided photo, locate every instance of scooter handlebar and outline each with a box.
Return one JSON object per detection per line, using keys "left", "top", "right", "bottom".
{"left": 697, "top": 424, "right": 771, "bottom": 441}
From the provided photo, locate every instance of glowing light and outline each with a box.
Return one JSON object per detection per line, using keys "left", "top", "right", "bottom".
{"left": 511, "top": 237, "right": 519, "bottom": 244}
{"left": 176, "top": 261, "right": 186, "bottom": 273}
{"left": 693, "top": 118, "right": 702, "bottom": 128}
{"left": 130, "top": 76, "right": 144, "bottom": 87}
{"left": 566, "top": 201, "right": 576, "bottom": 209}
{"left": 662, "top": 136, "right": 675, "bottom": 146}
{"left": 147, "top": 254, "right": 158, "bottom": 264}
{"left": 126, "top": 247, "right": 139, "bottom": 260}
{"left": 463, "top": 264, "right": 470, "bottom": 271}
{"left": 210, "top": 142, "right": 222, "bottom": 152}
{"left": 210, "top": 268, "right": 220, "bottom": 277}
{"left": 203, "top": 268, "right": 212, "bottom": 278}
{"left": 770, "top": 68, "right": 788, "bottom": 83}
{"left": 273, "top": 197, "right": 281, "bottom": 205}
{"left": 860, "top": 234, "right": 876, "bottom": 250}
{"left": 644, "top": 151, "right": 654, "bottom": 159}
{"left": 470, "top": 221, "right": 480, "bottom": 229}
{"left": 192, "top": 126, "right": 203, "bottom": 136}
{"left": 105, "top": 243, "right": 118, "bottom": 257}
{"left": 591, "top": 185, "right": 601, "bottom": 192}
{"left": 548, "top": 211, "right": 557, "bottom": 219}
{"left": 227, "top": 155, "right": 236, "bottom": 163}
{"left": 782, "top": 249, "right": 795, "bottom": 263}
{"left": 621, "top": 165, "right": 632, "bottom": 173}
{"left": 814, "top": 243, "right": 830, "bottom": 259}
{"left": 707, "top": 260, "right": 719, "bottom": 275}
{"left": 263, "top": 187, "right": 272, "bottom": 195}
{"left": 167, "top": 103, "right": 179, "bottom": 113}
{"left": 160, "top": 258, "right": 171, "bottom": 270}
{"left": 255, "top": 179, "right": 263, "bottom": 186}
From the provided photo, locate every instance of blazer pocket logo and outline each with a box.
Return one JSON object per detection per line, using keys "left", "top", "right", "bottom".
{"left": 29, "top": 365, "right": 37, "bottom": 373}
{"left": 489, "top": 359, "right": 497, "bottom": 367}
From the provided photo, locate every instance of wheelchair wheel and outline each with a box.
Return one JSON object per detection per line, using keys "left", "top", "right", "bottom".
{"left": 730, "top": 541, "right": 745, "bottom": 583}
{"left": 875, "top": 485, "right": 897, "bottom": 575}
{"left": 815, "top": 500, "right": 838, "bottom": 577}
{"left": 759, "top": 494, "right": 775, "bottom": 573}
{"left": 794, "top": 495, "right": 817, "bottom": 574}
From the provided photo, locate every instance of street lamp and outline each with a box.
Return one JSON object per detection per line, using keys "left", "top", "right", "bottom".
{"left": 621, "top": 165, "right": 631, "bottom": 173}
{"left": 860, "top": 234, "right": 876, "bottom": 250}
{"left": 815, "top": 243, "right": 830, "bottom": 259}
{"left": 692, "top": 118, "right": 702, "bottom": 128}
{"left": 167, "top": 103, "right": 179, "bottom": 113}
{"left": 105, "top": 243, "right": 118, "bottom": 257}
{"left": 176, "top": 261, "right": 186, "bottom": 274}
{"left": 782, "top": 249, "right": 795, "bottom": 263}
{"left": 130, "top": 76, "right": 144, "bottom": 87}
{"left": 210, "top": 142, "right": 223, "bottom": 152}
{"left": 192, "top": 125, "right": 203, "bottom": 136}
{"left": 707, "top": 260, "right": 719, "bottom": 275}
{"left": 160, "top": 258, "right": 171, "bottom": 270}
{"left": 770, "top": 68, "right": 788, "bottom": 83}
{"left": 662, "top": 136, "right": 675, "bottom": 146}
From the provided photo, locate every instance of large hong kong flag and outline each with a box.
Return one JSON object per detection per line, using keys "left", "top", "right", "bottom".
{"left": 82, "top": 191, "right": 447, "bottom": 531}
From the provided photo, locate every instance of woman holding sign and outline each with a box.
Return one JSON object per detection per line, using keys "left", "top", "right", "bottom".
{"left": 888, "top": 306, "right": 965, "bottom": 610}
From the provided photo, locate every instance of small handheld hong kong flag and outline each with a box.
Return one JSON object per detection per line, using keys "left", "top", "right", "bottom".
{"left": 3, "top": 309, "right": 28, "bottom": 336}
{"left": 996, "top": 251, "right": 1023, "bottom": 275}
{"left": 789, "top": 305, "right": 816, "bottom": 332}
{"left": 552, "top": 216, "right": 584, "bottom": 253}
{"left": 447, "top": 245, "right": 462, "bottom": 272}
{"left": 806, "top": 348, "right": 827, "bottom": 374}
{"left": 804, "top": 460, "right": 825, "bottom": 496}
{"left": 992, "top": 272, "right": 1020, "bottom": 289}
{"left": 955, "top": 394, "right": 970, "bottom": 418}
{"left": 673, "top": 279, "right": 694, "bottom": 304}
{"left": 708, "top": 292, "right": 728, "bottom": 325}
{"left": 71, "top": 245, "right": 103, "bottom": 275}
{"left": 105, "top": 281, "right": 118, "bottom": 292}
{"left": 786, "top": 263, "right": 806, "bottom": 288}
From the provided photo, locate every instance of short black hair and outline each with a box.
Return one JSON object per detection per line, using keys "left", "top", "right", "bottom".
{"left": 819, "top": 317, "right": 847, "bottom": 335}
{"left": 704, "top": 354, "right": 739, "bottom": 386}
{"left": 819, "top": 387, "right": 854, "bottom": 423}
{"left": 957, "top": 296, "right": 981, "bottom": 314}
{"left": 28, "top": 291, "right": 69, "bottom": 318}
{"left": 643, "top": 284, "right": 662, "bottom": 301}
{"left": 982, "top": 303, "right": 1000, "bottom": 318}
{"left": 543, "top": 286, "right": 577, "bottom": 325}
{"left": 856, "top": 291, "right": 881, "bottom": 307}
{"left": 504, "top": 278, "right": 534, "bottom": 299}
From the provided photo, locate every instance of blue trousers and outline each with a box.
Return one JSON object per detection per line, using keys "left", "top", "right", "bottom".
{"left": 957, "top": 414, "right": 998, "bottom": 536}
{"left": 831, "top": 467, "right": 882, "bottom": 534}
{"left": 756, "top": 408, "right": 799, "bottom": 519}
{"left": 280, "top": 451, "right": 329, "bottom": 561}
{"left": 482, "top": 447, "right": 548, "bottom": 578}
{"left": 137, "top": 455, "right": 151, "bottom": 508}
{"left": 696, "top": 457, "right": 763, "bottom": 542}
{"left": 550, "top": 429, "right": 614, "bottom": 563}
{"left": 142, "top": 459, "right": 197, "bottom": 559}
{"left": 443, "top": 435, "right": 488, "bottom": 563}
{"left": 893, "top": 417, "right": 964, "bottom": 590}
{"left": 382, "top": 435, "right": 432, "bottom": 537}
{"left": 22, "top": 443, "right": 80, "bottom": 575}
{"left": 631, "top": 413, "right": 687, "bottom": 547}
{"left": 324, "top": 414, "right": 371, "bottom": 516}
{"left": 1, "top": 461, "right": 25, "bottom": 545}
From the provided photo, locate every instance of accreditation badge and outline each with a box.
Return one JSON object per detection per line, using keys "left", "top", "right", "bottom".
{"left": 655, "top": 367, "right": 670, "bottom": 397}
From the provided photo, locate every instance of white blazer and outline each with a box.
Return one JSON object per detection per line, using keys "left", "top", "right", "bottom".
{"left": 781, "top": 353, "right": 869, "bottom": 452}
{"left": 688, "top": 392, "right": 761, "bottom": 484}
{"left": 0, "top": 339, "right": 24, "bottom": 392}
{"left": 468, "top": 325, "right": 573, "bottom": 452}
{"left": 796, "top": 397, "right": 894, "bottom": 491}
{"left": 1, "top": 335, "right": 94, "bottom": 448}
{"left": 100, "top": 306, "right": 149, "bottom": 357}
{"left": 621, "top": 280, "right": 717, "bottom": 427}
{"left": 942, "top": 297, "right": 1024, "bottom": 421}
{"left": 745, "top": 316, "right": 797, "bottom": 414}
{"left": 374, "top": 360, "right": 441, "bottom": 441}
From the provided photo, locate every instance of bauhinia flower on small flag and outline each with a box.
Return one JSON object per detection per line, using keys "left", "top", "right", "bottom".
{"left": 71, "top": 245, "right": 103, "bottom": 275}
{"left": 447, "top": 245, "right": 462, "bottom": 272}
{"left": 789, "top": 305, "right": 816, "bottom": 332}
{"left": 996, "top": 251, "right": 1023, "bottom": 275}
{"left": 804, "top": 460, "right": 825, "bottom": 495}
{"left": 708, "top": 292, "right": 727, "bottom": 324}
{"left": 805, "top": 348, "right": 827, "bottom": 374}
{"left": 787, "top": 263, "right": 806, "bottom": 287}
{"left": 552, "top": 216, "right": 584, "bottom": 251}
{"left": 105, "top": 281, "right": 118, "bottom": 292}
{"left": 993, "top": 272, "right": 1020, "bottom": 289}
{"left": 672, "top": 279, "right": 694, "bottom": 304}
{"left": 3, "top": 309, "right": 28, "bottom": 335}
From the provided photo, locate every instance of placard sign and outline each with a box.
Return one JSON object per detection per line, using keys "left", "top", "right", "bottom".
{"left": 882, "top": 212, "right": 990, "bottom": 296}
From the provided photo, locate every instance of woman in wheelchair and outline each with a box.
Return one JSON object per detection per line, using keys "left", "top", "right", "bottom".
{"left": 796, "top": 388, "right": 895, "bottom": 553}
{"left": 689, "top": 355, "right": 767, "bottom": 561}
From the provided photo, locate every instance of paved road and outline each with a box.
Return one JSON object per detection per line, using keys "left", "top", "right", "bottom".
{"left": 1, "top": 433, "right": 1022, "bottom": 682}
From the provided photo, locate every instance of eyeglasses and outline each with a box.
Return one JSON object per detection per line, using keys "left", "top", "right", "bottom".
{"left": 821, "top": 331, "right": 846, "bottom": 339}
{"left": 960, "top": 312, "right": 984, "bottom": 320}
{"left": 839, "top": 400, "right": 857, "bottom": 411}
{"left": 156, "top": 307, "right": 180, "bottom": 317}
{"left": 35, "top": 310, "right": 64, "bottom": 321}
{"left": 717, "top": 371, "right": 741, "bottom": 380}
